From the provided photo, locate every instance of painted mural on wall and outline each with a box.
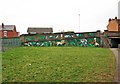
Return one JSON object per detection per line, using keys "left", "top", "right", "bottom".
{"left": 21, "top": 32, "right": 100, "bottom": 47}
{"left": 22, "top": 38, "right": 100, "bottom": 47}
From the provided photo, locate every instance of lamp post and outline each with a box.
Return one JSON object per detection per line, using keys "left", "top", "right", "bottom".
{"left": 78, "top": 14, "right": 80, "bottom": 32}
{"left": 118, "top": 1, "right": 120, "bottom": 32}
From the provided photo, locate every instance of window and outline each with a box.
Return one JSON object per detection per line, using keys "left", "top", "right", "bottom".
{"left": 4, "top": 31, "right": 7, "bottom": 37}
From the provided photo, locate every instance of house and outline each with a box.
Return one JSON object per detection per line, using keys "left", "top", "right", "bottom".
{"left": 0, "top": 23, "right": 19, "bottom": 38}
{"left": 107, "top": 17, "right": 120, "bottom": 31}
{"left": 27, "top": 27, "right": 53, "bottom": 34}
{"left": 104, "top": 17, "right": 120, "bottom": 48}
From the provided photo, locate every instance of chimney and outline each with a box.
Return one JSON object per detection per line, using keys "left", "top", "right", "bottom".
{"left": 109, "top": 18, "right": 111, "bottom": 22}
{"left": 2, "top": 23, "right": 4, "bottom": 28}
{"left": 115, "top": 17, "right": 117, "bottom": 20}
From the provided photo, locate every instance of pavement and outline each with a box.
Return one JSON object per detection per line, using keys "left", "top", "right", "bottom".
{"left": 110, "top": 48, "right": 120, "bottom": 83}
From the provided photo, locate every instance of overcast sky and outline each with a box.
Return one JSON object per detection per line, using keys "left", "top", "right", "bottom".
{"left": 0, "top": 0, "right": 119, "bottom": 34}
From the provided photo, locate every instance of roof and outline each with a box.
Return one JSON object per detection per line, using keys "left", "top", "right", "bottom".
{"left": 27, "top": 27, "right": 53, "bottom": 34}
{"left": 0, "top": 25, "right": 15, "bottom": 31}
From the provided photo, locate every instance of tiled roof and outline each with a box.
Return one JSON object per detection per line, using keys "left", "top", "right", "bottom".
{"left": 27, "top": 27, "right": 53, "bottom": 34}
{"left": 0, "top": 25, "right": 15, "bottom": 31}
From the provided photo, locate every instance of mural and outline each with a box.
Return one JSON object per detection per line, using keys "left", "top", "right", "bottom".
{"left": 21, "top": 31, "right": 101, "bottom": 47}
{"left": 81, "top": 39, "right": 87, "bottom": 46}
{"left": 22, "top": 38, "right": 100, "bottom": 47}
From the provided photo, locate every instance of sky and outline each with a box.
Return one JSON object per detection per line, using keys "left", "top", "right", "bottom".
{"left": 0, "top": 0, "right": 119, "bottom": 34}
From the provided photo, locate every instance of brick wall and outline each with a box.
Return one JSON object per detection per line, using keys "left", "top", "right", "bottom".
{"left": 1, "top": 30, "right": 18, "bottom": 38}
{"left": 107, "top": 19, "right": 118, "bottom": 31}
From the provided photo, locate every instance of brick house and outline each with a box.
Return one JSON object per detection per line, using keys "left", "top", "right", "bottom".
{"left": 104, "top": 17, "right": 120, "bottom": 48}
{"left": 27, "top": 27, "right": 53, "bottom": 34}
{"left": 0, "top": 23, "right": 19, "bottom": 38}
{"left": 107, "top": 17, "right": 120, "bottom": 31}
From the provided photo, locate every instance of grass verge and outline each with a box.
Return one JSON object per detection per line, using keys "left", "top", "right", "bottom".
{"left": 2, "top": 47, "right": 116, "bottom": 82}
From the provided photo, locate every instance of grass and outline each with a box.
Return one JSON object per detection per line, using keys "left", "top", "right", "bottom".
{"left": 2, "top": 47, "right": 116, "bottom": 82}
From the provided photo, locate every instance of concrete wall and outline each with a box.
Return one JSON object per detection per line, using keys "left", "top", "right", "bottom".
{"left": 119, "top": 44, "right": 120, "bottom": 48}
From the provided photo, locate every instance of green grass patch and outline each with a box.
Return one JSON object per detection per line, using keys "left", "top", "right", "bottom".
{"left": 2, "top": 47, "right": 116, "bottom": 82}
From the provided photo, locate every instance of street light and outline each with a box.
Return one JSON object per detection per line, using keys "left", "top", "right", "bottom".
{"left": 118, "top": 1, "right": 120, "bottom": 19}
{"left": 78, "top": 14, "right": 80, "bottom": 32}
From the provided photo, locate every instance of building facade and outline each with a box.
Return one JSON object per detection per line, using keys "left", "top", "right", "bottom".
{"left": 107, "top": 17, "right": 120, "bottom": 31}
{"left": 0, "top": 23, "right": 19, "bottom": 38}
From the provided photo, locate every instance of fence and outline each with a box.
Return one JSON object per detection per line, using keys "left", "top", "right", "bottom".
{"left": 0, "top": 37, "right": 21, "bottom": 51}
